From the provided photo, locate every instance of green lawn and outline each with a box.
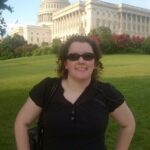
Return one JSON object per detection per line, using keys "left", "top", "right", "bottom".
{"left": 0, "top": 54, "right": 150, "bottom": 150}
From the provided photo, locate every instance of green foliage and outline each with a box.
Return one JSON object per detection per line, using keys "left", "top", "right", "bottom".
{"left": 88, "top": 27, "right": 149, "bottom": 54}
{"left": 0, "top": 34, "right": 27, "bottom": 58}
{"left": 89, "top": 26, "right": 113, "bottom": 53}
{"left": 89, "top": 26, "right": 112, "bottom": 41}
{"left": 51, "top": 38, "right": 62, "bottom": 54}
{"left": 110, "top": 34, "right": 132, "bottom": 53}
{"left": 0, "top": 0, "right": 13, "bottom": 37}
{"left": 142, "top": 37, "right": 150, "bottom": 54}
{"left": 32, "top": 46, "right": 51, "bottom": 56}
{"left": 41, "top": 41, "right": 49, "bottom": 47}
{"left": 15, "top": 44, "right": 38, "bottom": 57}
{"left": 0, "top": 35, "right": 62, "bottom": 59}
{"left": 0, "top": 35, "right": 13, "bottom": 58}
{"left": 0, "top": 13, "right": 6, "bottom": 37}
{"left": 1, "top": 29, "right": 150, "bottom": 60}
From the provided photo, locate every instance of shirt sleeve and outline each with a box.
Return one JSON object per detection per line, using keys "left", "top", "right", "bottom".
{"left": 102, "top": 83, "right": 125, "bottom": 112}
{"left": 29, "top": 77, "right": 51, "bottom": 108}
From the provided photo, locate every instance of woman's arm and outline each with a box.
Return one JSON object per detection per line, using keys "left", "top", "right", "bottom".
{"left": 110, "top": 102, "right": 136, "bottom": 150}
{"left": 14, "top": 97, "right": 42, "bottom": 150}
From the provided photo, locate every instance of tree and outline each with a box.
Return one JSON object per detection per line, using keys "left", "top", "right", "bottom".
{"left": 51, "top": 38, "right": 62, "bottom": 54}
{"left": 14, "top": 44, "right": 38, "bottom": 57}
{"left": 131, "top": 36, "right": 144, "bottom": 49}
{"left": 89, "top": 26, "right": 112, "bottom": 41}
{"left": 130, "top": 36, "right": 144, "bottom": 53}
{"left": 0, "top": 35, "right": 13, "bottom": 58}
{"left": 0, "top": 0, "right": 13, "bottom": 37}
{"left": 0, "top": 34, "right": 27, "bottom": 58}
{"left": 88, "top": 35, "right": 101, "bottom": 45}
{"left": 89, "top": 26, "right": 112, "bottom": 53}
{"left": 142, "top": 37, "right": 150, "bottom": 54}
{"left": 111, "top": 34, "right": 132, "bottom": 53}
{"left": 12, "top": 34, "right": 27, "bottom": 49}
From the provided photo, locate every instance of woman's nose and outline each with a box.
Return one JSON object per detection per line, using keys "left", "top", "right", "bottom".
{"left": 78, "top": 56, "right": 84, "bottom": 62}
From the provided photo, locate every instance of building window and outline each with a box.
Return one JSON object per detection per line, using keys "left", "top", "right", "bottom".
{"left": 138, "top": 16, "right": 140, "bottom": 22}
{"left": 102, "top": 20, "right": 105, "bottom": 26}
{"left": 146, "top": 18, "right": 149, "bottom": 24}
{"left": 37, "top": 38, "right": 39, "bottom": 43}
{"left": 138, "top": 25, "right": 140, "bottom": 31}
{"left": 128, "top": 14, "right": 131, "bottom": 21}
{"left": 147, "top": 26, "right": 149, "bottom": 32}
{"left": 118, "top": 23, "right": 120, "bottom": 29}
{"left": 108, "top": 20, "right": 111, "bottom": 27}
{"left": 31, "top": 37, "right": 33, "bottom": 42}
{"left": 123, "top": 13, "right": 126, "bottom": 20}
{"left": 132, "top": 15, "right": 135, "bottom": 21}
{"left": 96, "top": 19, "right": 100, "bottom": 27}
{"left": 128, "top": 24, "right": 131, "bottom": 31}
{"left": 142, "top": 25, "right": 144, "bottom": 32}
{"left": 133, "top": 24, "right": 135, "bottom": 31}
{"left": 142, "top": 16, "right": 145, "bottom": 22}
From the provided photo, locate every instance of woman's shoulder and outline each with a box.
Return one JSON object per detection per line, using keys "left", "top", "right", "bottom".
{"left": 36, "top": 77, "right": 59, "bottom": 87}
{"left": 93, "top": 80, "right": 124, "bottom": 112}
{"left": 29, "top": 77, "right": 60, "bottom": 107}
{"left": 93, "top": 80, "right": 113, "bottom": 91}
{"left": 93, "top": 80, "right": 124, "bottom": 102}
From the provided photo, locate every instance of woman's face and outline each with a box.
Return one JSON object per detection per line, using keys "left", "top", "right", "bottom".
{"left": 65, "top": 41, "right": 96, "bottom": 81}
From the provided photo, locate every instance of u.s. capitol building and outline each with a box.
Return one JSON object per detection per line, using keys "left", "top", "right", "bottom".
{"left": 11, "top": 0, "right": 150, "bottom": 45}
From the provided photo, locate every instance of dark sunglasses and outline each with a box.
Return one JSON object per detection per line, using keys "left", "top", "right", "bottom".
{"left": 67, "top": 52, "right": 95, "bottom": 61}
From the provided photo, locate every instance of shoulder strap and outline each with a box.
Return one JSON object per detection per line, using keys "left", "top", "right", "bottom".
{"left": 44, "top": 77, "right": 59, "bottom": 110}
{"left": 36, "top": 78, "right": 59, "bottom": 149}
{"left": 38, "top": 78, "right": 59, "bottom": 124}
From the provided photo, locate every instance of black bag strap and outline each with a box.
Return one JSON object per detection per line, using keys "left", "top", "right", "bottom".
{"left": 38, "top": 77, "right": 59, "bottom": 124}
{"left": 37, "top": 78, "right": 59, "bottom": 149}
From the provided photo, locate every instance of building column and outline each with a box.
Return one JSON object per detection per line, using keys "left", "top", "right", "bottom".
{"left": 125, "top": 13, "right": 128, "bottom": 31}
{"left": 120, "top": 12, "right": 123, "bottom": 33}
{"left": 66, "top": 14, "right": 69, "bottom": 33}
{"left": 131, "top": 14, "right": 133, "bottom": 34}
{"left": 57, "top": 19, "right": 59, "bottom": 35}
{"left": 140, "top": 16, "right": 142, "bottom": 34}
{"left": 62, "top": 16, "right": 64, "bottom": 36}
{"left": 144, "top": 17, "right": 146, "bottom": 34}
{"left": 135, "top": 15, "right": 138, "bottom": 34}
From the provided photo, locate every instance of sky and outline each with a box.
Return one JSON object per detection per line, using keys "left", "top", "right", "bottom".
{"left": 3, "top": 0, "right": 150, "bottom": 32}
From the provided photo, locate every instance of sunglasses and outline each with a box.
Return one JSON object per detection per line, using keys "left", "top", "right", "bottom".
{"left": 67, "top": 52, "right": 95, "bottom": 61}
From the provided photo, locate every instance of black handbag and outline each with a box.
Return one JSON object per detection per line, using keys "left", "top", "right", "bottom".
{"left": 28, "top": 126, "right": 42, "bottom": 150}
{"left": 28, "top": 78, "right": 59, "bottom": 150}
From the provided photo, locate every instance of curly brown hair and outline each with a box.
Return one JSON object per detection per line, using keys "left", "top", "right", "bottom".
{"left": 57, "top": 35, "right": 103, "bottom": 80}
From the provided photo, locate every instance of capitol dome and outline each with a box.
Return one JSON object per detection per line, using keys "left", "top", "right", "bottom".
{"left": 38, "top": 0, "right": 70, "bottom": 26}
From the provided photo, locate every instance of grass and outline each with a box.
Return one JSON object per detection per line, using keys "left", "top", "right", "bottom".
{"left": 0, "top": 54, "right": 150, "bottom": 150}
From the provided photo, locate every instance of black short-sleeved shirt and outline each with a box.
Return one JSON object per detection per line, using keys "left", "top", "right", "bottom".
{"left": 29, "top": 77, "right": 124, "bottom": 150}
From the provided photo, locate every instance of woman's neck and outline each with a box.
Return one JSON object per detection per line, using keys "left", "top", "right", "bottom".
{"left": 63, "top": 76, "right": 91, "bottom": 92}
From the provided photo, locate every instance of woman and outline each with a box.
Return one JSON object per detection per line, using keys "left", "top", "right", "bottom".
{"left": 14, "top": 35, "right": 135, "bottom": 150}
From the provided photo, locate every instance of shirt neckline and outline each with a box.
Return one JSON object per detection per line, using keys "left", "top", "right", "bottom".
{"left": 59, "top": 80, "right": 93, "bottom": 106}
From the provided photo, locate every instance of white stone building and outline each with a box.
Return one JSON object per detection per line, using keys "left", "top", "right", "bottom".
{"left": 51, "top": 0, "right": 150, "bottom": 40}
{"left": 10, "top": 0, "right": 150, "bottom": 44}
{"left": 10, "top": 25, "right": 51, "bottom": 45}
